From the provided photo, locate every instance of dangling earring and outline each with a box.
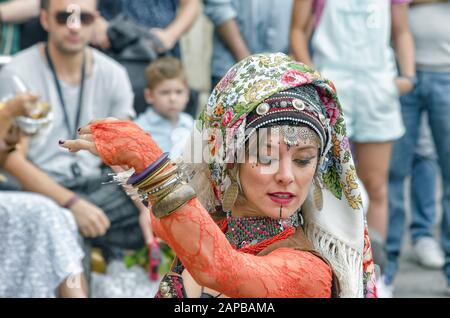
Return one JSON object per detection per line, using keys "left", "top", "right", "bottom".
{"left": 313, "top": 176, "right": 323, "bottom": 211}
{"left": 222, "top": 169, "right": 239, "bottom": 212}
{"left": 298, "top": 212, "right": 304, "bottom": 227}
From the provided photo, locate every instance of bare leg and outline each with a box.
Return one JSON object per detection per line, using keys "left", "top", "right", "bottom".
{"left": 354, "top": 142, "right": 393, "bottom": 239}
{"left": 58, "top": 272, "right": 89, "bottom": 298}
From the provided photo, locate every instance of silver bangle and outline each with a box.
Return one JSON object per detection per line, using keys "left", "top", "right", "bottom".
{"left": 140, "top": 174, "right": 181, "bottom": 196}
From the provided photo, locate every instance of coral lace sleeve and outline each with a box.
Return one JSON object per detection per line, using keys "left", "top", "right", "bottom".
{"left": 91, "top": 120, "right": 164, "bottom": 174}
{"left": 91, "top": 120, "right": 332, "bottom": 298}
{"left": 152, "top": 199, "right": 332, "bottom": 298}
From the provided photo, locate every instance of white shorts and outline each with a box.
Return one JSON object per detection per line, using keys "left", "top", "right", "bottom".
{"left": 319, "top": 68, "right": 405, "bottom": 143}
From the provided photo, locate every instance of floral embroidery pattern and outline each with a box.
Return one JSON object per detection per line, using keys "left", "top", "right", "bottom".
{"left": 282, "top": 70, "right": 308, "bottom": 87}
{"left": 214, "top": 104, "right": 224, "bottom": 117}
{"left": 321, "top": 95, "right": 340, "bottom": 126}
{"left": 342, "top": 166, "right": 362, "bottom": 210}
{"left": 221, "top": 110, "right": 233, "bottom": 126}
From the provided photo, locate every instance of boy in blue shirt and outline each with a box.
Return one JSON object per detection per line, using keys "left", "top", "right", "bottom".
{"left": 135, "top": 56, "right": 194, "bottom": 160}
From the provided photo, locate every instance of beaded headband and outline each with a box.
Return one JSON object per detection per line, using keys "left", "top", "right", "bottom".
{"left": 245, "top": 85, "right": 329, "bottom": 156}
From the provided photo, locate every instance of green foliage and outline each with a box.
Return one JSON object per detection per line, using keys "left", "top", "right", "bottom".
{"left": 124, "top": 246, "right": 149, "bottom": 269}
{"left": 123, "top": 243, "right": 176, "bottom": 276}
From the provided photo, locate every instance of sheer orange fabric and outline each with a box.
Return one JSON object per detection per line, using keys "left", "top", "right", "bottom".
{"left": 92, "top": 121, "right": 332, "bottom": 298}
{"left": 91, "top": 120, "right": 163, "bottom": 174}
{"left": 151, "top": 199, "right": 332, "bottom": 298}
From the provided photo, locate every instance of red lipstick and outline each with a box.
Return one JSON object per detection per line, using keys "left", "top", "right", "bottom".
{"left": 267, "top": 192, "right": 295, "bottom": 205}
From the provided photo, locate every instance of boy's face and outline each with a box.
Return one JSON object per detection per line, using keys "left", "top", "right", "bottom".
{"left": 145, "top": 78, "right": 189, "bottom": 122}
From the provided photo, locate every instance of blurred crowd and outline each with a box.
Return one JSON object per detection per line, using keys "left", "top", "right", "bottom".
{"left": 0, "top": 0, "right": 449, "bottom": 298}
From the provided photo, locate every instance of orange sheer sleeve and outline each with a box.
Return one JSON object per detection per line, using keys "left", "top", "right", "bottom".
{"left": 153, "top": 198, "right": 332, "bottom": 298}
{"left": 91, "top": 120, "right": 170, "bottom": 240}
{"left": 92, "top": 120, "right": 332, "bottom": 298}
{"left": 91, "top": 120, "right": 163, "bottom": 174}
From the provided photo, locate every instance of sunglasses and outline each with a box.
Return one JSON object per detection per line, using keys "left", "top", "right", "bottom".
{"left": 54, "top": 11, "right": 95, "bottom": 26}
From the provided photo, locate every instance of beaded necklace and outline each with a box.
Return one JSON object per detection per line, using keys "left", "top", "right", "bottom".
{"left": 222, "top": 212, "right": 300, "bottom": 253}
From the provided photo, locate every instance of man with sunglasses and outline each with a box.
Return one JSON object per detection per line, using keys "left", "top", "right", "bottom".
{"left": 1, "top": 0, "right": 147, "bottom": 286}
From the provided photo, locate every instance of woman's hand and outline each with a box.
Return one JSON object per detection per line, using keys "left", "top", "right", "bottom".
{"left": 2, "top": 93, "right": 40, "bottom": 119}
{"left": 60, "top": 118, "right": 163, "bottom": 174}
{"left": 59, "top": 118, "right": 118, "bottom": 156}
{"left": 59, "top": 128, "right": 98, "bottom": 156}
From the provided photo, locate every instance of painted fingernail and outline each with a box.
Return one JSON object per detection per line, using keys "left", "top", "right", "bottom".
{"left": 59, "top": 140, "right": 65, "bottom": 145}
{"left": 77, "top": 128, "right": 81, "bottom": 132}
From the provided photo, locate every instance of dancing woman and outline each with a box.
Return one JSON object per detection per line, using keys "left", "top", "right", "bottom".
{"left": 61, "top": 53, "right": 377, "bottom": 298}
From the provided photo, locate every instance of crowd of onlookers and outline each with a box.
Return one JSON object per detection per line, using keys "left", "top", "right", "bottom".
{"left": 0, "top": 0, "right": 449, "bottom": 298}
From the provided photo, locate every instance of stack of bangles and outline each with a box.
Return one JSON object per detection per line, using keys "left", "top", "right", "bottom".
{"left": 127, "top": 153, "right": 196, "bottom": 219}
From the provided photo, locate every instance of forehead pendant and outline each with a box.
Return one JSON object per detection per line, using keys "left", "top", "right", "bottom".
{"left": 277, "top": 126, "right": 319, "bottom": 150}
{"left": 281, "top": 126, "right": 300, "bottom": 148}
